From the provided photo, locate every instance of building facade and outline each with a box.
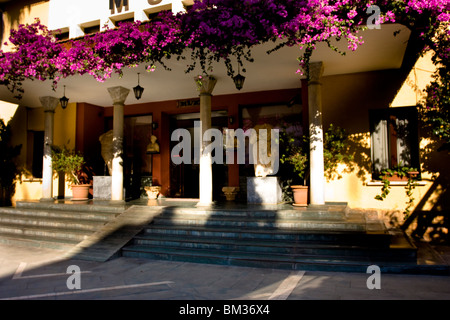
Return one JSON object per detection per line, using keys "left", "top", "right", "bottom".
{"left": 0, "top": 0, "right": 448, "bottom": 236}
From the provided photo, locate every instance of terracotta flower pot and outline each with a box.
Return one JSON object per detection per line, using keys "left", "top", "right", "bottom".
{"left": 291, "top": 185, "right": 308, "bottom": 207}
{"left": 222, "top": 186, "right": 239, "bottom": 201}
{"left": 384, "top": 171, "right": 419, "bottom": 182}
{"left": 145, "top": 186, "right": 161, "bottom": 199}
{"left": 71, "top": 184, "right": 91, "bottom": 200}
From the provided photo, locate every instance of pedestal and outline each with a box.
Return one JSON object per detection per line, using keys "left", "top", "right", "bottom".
{"left": 222, "top": 186, "right": 239, "bottom": 201}
{"left": 93, "top": 176, "right": 112, "bottom": 200}
{"left": 247, "top": 177, "right": 282, "bottom": 204}
{"left": 145, "top": 186, "right": 161, "bottom": 199}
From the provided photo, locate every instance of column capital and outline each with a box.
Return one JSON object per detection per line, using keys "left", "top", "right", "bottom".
{"left": 309, "top": 62, "right": 324, "bottom": 84}
{"left": 107, "top": 86, "right": 130, "bottom": 105}
{"left": 194, "top": 75, "right": 217, "bottom": 95}
{"left": 39, "top": 96, "right": 59, "bottom": 113}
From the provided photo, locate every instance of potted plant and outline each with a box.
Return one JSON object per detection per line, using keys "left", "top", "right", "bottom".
{"left": 144, "top": 186, "right": 162, "bottom": 200}
{"left": 280, "top": 124, "right": 354, "bottom": 206}
{"left": 280, "top": 132, "right": 309, "bottom": 207}
{"left": 51, "top": 146, "right": 93, "bottom": 200}
{"left": 287, "top": 151, "right": 309, "bottom": 206}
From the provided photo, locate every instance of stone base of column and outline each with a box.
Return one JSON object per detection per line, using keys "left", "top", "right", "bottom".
{"left": 195, "top": 201, "right": 216, "bottom": 208}
{"left": 108, "top": 200, "right": 126, "bottom": 204}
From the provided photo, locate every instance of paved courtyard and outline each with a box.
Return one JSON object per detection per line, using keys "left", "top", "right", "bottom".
{"left": 1, "top": 243, "right": 450, "bottom": 303}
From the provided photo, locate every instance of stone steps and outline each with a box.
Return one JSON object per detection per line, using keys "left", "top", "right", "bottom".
{"left": 131, "top": 233, "right": 415, "bottom": 260}
{"left": 123, "top": 243, "right": 417, "bottom": 273}
{"left": 150, "top": 204, "right": 365, "bottom": 231}
{"left": 152, "top": 215, "right": 366, "bottom": 231}
{"left": 141, "top": 224, "right": 390, "bottom": 247}
{"left": 0, "top": 212, "right": 107, "bottom": 231}
{"left": 14, "top": 200, "right": 125, "bottom": 214}
{"left": 121, "top": 204, "right": 419, "bottom": 273}
{"left": 0, "top": 207, "right": 117, "bottom": 222}
{"left": 0, "top": 201, "right": 125, "bottom": 251}
{"left": 0, "top": 222, "right": 91, "bottom": 242}
{"left": 150, "top": 206, "right": 347, "bottom": 220}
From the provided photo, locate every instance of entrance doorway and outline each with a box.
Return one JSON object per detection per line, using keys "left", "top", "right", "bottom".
{"left": 100, "top": 115, "right": 152, "bottom": 200}
{"left": 169, "top": 111, "right": 228, "bottom": 200}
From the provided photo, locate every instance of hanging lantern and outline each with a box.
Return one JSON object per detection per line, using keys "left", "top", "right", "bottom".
{"left": 233, "top": 73, "right": 245, "bottom": 91}
{"left": 133, "top": 73, "right": 144, "bottom": 100}
{"left": 233, "top": 64, "right": 245, "bottom": 91}
{"left": 60, "top": 85, "right": 69, "bottom": 109}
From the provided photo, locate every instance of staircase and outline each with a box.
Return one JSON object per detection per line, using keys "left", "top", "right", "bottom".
{"left": 0, "top": 201, "right": 125, "bottom": 251}
{"left": 121, "top": 203, "right": 419, "bottom": 273}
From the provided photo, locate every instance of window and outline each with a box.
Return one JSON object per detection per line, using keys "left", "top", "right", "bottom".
{"left": 369, "top": 106, "right": 420, "bottom": 179}
{"left": 83, "top": 25, "right": 100, "bottom": 35}
{"left": 54, "top": 31, "right": 70, "bottom": 41}
{"left": 26, "top": 131, "right": 44, "bottom": 178}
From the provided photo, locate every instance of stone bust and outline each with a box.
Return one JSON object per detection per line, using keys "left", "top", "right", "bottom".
{"left": 147, "top": 135, "right": 160, "bottom": 154}
{"left": 99, "top": 130, "right": 114, "bottom": 175}
{"left": 251, "top": 124, "right": 276, "bottom": 177}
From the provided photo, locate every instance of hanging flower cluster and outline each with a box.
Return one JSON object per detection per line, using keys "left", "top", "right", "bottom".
{"left": 0, "top": 0, "right": 448, "bottom": 101}
{"left": 419, "top": 22, "right": 450, "bottom": 151}
{"left": 0, "top": 11, "right": 183, "bottom": 98}
{"left": 181, "top": 0, "right": 380, "bottom": 78}
{"left": 0, "top": 20, "right": 64, "bottom": 98}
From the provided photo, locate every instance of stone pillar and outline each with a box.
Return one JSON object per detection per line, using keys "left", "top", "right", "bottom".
{"left": 40, "top": 96, "right": 59, "bottom": 201}
{"left": 107, "top": 86, "right": 130, "bottom": 201}
{"left": 308, "top": 62, "right": 325, "bottom": 205}
{"left": 195, "top": 75, "right": 217, "bottom": 206}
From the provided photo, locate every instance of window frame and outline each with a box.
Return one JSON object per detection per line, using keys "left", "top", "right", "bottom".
{"left": 369, "top": 106, "right": 421, "bottom": 180}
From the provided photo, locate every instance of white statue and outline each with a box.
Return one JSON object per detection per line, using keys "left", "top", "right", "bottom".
{"left": 99, "top": 130, "right": 114, "bottom": 175}
{"left": 251, "top": 124, "right": 277, "bottom": 177}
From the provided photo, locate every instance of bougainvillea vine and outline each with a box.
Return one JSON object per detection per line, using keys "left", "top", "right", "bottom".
{"left": 0, "top": 0, "right": 449, "bottom": 110}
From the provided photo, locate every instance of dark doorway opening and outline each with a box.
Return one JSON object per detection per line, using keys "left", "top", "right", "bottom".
{"left": 169, "top": 111, "right": 228, "bottom": 200}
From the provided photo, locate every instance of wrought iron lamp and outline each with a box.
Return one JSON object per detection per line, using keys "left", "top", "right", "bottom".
{"left": 133, "top": 73, "right": 144, "bottom": 100}
{"left": 233, "top": 65, "right": 245, "bottom": 91}
{"left": 60, "top": 85, "right": 69, "bottom": 109}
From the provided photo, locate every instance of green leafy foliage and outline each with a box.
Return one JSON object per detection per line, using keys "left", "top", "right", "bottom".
{"left": 280, "top": 124, "right": 353, "bottom": 185}
{"left": 374, "top": 165, "right": 420, "bottom": 219}
{"left": 323, "top": 124, "right": 354, "bottom": 181}
{"left": 51, "top": 146, "right": 86, "bottom": 185}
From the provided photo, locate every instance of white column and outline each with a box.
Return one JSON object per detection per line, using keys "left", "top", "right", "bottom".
{"left": 40, "top": 96, "right": 59, "bottom": 201}
{"left": 195, "top": 75, "right": 217, "bottom": 207}
{"left": 107, "top": 86, "right": 130, "bottom": 201}
{"left": 308, "top": 62, "right": 325, "bottom": 205}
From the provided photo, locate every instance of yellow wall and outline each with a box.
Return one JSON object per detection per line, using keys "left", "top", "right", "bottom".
{"left": 0, "top": 0, "right": 79, "bottom": 204}
{"left": 321, "top": 54, "right": 449, "bottom": 228}
{"left": 391, "top": 51, "right": 435, "bottom": 108}
{"left": 1, "top": 1, "right": 50, "bottom": 51}
{"left": 54, "top": 103, "right": 77, "bottom": 149}
{"left": 9, "top": 103, "right": 77, "bottom": 204}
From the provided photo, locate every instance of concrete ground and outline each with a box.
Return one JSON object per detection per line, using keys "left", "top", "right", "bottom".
{"left": 1, "top": 243, "right": 450, "bottom": 303}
